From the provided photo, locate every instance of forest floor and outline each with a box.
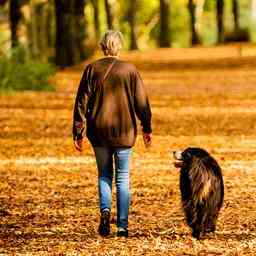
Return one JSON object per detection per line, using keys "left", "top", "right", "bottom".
{"left": 1, "top": 44, "right": 256, "bottom": 255}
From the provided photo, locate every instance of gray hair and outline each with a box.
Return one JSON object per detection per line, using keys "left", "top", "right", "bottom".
{"left": 100, "top": 30, "right": 123, "bottom": 56}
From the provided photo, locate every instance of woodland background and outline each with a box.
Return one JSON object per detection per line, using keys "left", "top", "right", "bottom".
{"left": 1, "top": 1, "right": 256, "bottom": 255}
{"left": 0, "top": 0, "right": 256, "bottom": 71}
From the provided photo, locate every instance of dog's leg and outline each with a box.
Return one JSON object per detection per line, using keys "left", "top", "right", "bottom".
{"left": 191, "top": 203, "right": 207, "bottom": 239}
{"left": 205, "top": 212, "right": 218, "bottom": 233}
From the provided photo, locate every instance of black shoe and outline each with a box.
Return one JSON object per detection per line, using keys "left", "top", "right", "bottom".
{"left": 117, "top": 228, "right": 128, "bottom": 238}
{"left": 98, "top": 210, "right": 110, "bottom": 237}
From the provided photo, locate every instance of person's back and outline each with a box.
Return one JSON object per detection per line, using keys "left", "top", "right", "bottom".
{"left": 73, "top": 30, "right": 152, "bottom": 237}
{"left": 81, "top": 57, "right": 151, "bottom": 147}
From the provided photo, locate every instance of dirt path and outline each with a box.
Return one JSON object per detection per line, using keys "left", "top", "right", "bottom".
{"left": 0, "top": 45, "right": 256, "bottom": 255}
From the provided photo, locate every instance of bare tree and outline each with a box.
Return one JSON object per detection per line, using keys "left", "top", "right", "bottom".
{"left": 159, "top": 0, "right": 171, "bottom": 47}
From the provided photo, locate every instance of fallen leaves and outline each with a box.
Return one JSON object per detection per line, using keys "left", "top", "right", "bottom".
{"left": 1, "top": 45, "right": 256, "bottom": 255}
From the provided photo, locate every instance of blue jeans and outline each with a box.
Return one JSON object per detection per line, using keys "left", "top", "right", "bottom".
{"left": 93, "top": 147, "right": 132, "bottom": 229}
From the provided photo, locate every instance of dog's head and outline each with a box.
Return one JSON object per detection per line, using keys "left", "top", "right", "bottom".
{"left": 173, "top": 147, "right": 210, "bottom": 168}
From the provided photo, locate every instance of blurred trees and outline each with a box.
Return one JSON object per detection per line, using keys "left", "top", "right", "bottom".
{"left": 0, "top": 0, "right": 255, "bottom": 68}
{"left": 224, "top": 0, "right": 249, "bottom": 42}
{"left": 231, "top": 0, "right": 249, "bottom": 42}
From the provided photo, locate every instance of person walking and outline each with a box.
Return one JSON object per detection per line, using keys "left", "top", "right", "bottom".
{"left": 73, "top": 30, "right": 152, "bottom": 237}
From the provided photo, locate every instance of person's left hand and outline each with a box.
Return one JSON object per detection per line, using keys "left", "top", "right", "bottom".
{"left": 143, "top": 133, "right": 152, "bottom": 148}
{"left": 74, "top": 139, "right": 83, "bottom": 152}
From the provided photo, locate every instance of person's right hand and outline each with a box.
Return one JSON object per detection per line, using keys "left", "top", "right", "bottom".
{"left": 74, "top": 139, "right": 83, "bottom": 152}
{"left": 143, "top": 133, "right": 152, "bottom": 148}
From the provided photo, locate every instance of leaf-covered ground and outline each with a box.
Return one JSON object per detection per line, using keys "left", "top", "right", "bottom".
{"left": 1, "top": 44, "right": 256, "bottom": 255}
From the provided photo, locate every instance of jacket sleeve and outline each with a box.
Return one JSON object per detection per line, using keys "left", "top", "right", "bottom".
{"left": 73, "top": 65, "right": 92, "bottom": 140}
{"left": 133, "top": 70, "right": 152, "bottom": 134}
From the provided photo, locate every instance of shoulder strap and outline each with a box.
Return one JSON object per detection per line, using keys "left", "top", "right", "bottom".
{"left": 86, "top": 59, "right": 117, "bottom": 115}
{"left": 102, "top": 58, "right": 117, "bottom": 83}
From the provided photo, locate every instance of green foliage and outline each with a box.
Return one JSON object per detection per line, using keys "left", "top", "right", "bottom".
{"left": 53, "top": 0, "right": 256, "bottom": 51}
{"left": 201, "top": 12, "right": 218, "bottom": 46}
{"left": 135, "top": 0, "right": 159, "bottom": 48}
{"left": 0, "top": 46, "right": 55, "bottom": 92}
{"left": 171, "top": 0, "right": 190, "bottom": 47}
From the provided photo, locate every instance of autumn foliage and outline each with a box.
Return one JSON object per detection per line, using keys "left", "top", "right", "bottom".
{"left": 0, "top": 45, "right": 256, "bottom": 255}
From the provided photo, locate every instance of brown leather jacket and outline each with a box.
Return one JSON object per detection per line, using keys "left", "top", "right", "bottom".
{"left": 73, "top": 57, "right": 152, "bottom": 147}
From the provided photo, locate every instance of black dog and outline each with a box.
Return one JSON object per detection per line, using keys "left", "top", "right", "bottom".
{"left": 173, "top": 147, "right": 224, "bottom": 239}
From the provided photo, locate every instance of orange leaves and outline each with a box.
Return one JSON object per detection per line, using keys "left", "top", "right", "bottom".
{"left": 1, "top": 46, "right": 256, "bottom": 254}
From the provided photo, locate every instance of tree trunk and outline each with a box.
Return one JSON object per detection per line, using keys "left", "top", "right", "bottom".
{"left": 37, "top": 3, "right": 49, "bottom": 61}
{"left": 74, "top": 0, "right": 86, "bottom": 59}
{"left": 104, "top": 0, "right": 114, "bottom": 29}
{"left": 55, "top": 0, "right": 84, "bottom": 68}
{"left": 46, "top": 0, "right": 55, "bottom": 49}
{"left": 188, "top": 0, "right": 200, "bottom": 45}
{"left": 216, "top": 0, "right": 224, "bottom": 43}
{"left": 29, "top": 0, "right": 40, "bottom": 59}
{"left": 127, "top": 0, "right": 138, "bottom": 50}
{"left": 91, "top": 0, "right": 100, "bottom": 40}
{"left": 232, "top": 0, "right": 239, "bottom": 31}
{"left": 228, "top": 0, "right": 249, "bottom": 42}
{"left": 9, "top": 0, "right": 22, "bottom": 47}
{"left": 159, "top": 0, "right": 171, "bottom": 47}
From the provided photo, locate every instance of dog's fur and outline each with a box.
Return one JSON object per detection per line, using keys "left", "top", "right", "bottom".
{"left": 173, "top": 147, "right": 224, "bottom": 239}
